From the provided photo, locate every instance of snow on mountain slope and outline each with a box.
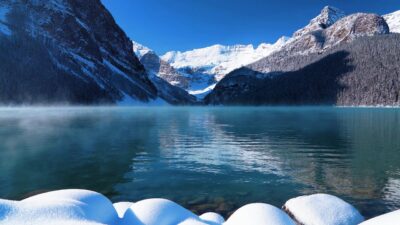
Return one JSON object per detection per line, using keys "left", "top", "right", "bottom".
{"left": 384, "top": 10, "right": 400, "bottom": 33}
{"left": 132, "top": 41, "right": 196, "bottom": 103}
{"left": 205, "top": 6, "right": 392, "bottom": 105}
{"left": 156, "top": 37, "right": 288, "bottom": 98}
{"left": 162, "top": 37, "right": 289, "bottom": 81}
{"left": 132, "top": 40, "right": 152, "bottom": 58}
{"left": 0, "top": 0, "right": 161, "bottom": 105}
{"left": 293, "top": 6, "right": 346, "bottom": 38}
{"left": 0, "top": 0, "right": 195, "bottom": 105}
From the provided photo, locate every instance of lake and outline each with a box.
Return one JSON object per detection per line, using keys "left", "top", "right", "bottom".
{"left": 0, "top": 107, "right": 399, "bottom": 219}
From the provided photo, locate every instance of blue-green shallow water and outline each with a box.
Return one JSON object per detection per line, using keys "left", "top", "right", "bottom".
{"left": 0, "top": 107, "right": 399, "bottom": 218}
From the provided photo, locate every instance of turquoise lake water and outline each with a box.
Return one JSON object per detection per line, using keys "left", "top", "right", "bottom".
{"left": 0, "top": 107, "right": 399, "bottom": 218}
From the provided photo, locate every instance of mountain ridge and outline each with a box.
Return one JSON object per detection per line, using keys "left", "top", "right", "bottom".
{"left": 0, "top": 2, "right": 399, "bottom": 106}
{"left": 132, "top": 37, "right": 288, "bottom": 99}
{"left": 0, "top": 0, "right": 194, "bottom": 105}
{"left": 205, "top": 7, "right": 397, "bottom": 106}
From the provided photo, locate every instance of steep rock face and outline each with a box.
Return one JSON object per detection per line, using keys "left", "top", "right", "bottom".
{"left": 206, "top": 7, "right": 393, "bottom": 106}
{"left": 133, "top": 41, "right": 191, "bottom": 90}
{"left": 282, "top": 12, "right": 389, "bottom": 59}
{"left": 218, "top": 9, "right": 389, "bottom": 78}
{"left": 0, "top": 0, "right": 173, "bottom": 105}
{"left": 293, "top": 6, "right": 346, "bottom": 38}
{"left": 132, "top": 42, "right": 196, "bottom": 104}
{"left": 384, "top": 10, "right": 400, "bottom": 33}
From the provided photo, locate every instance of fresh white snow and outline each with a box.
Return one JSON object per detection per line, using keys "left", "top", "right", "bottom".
{"left": 360, "top": 210, "right": 400, "bottom": 225}
{"left": 132, "top": 41, "right": 153, "bottom": 58}
{"left": 0, "top": 189, "right": 119, "bottom": 225}
{"left": 161, "top": 37, "right": 289, "bottom": 82}
{"left": 113, "top": 202, "right": 134, "bottom": 218}
{"left": 188, "top": 84, "right": 216, "bottom": 99}
{"left": 224, "top": 203, "right": 296, "bottom": 225}
{"left": 1, "top": 189, "right": 399, "bottom": 225}
{"left": 384, "top": 10, "right": 400, "bottom": 33}
{"left": 199, "top": 212, "right": 225, "bottom": 224}
{"left": 293, "top": 6, "right": 346, "bottom": 38}
{"left": 139, "top": 37, "right": 290, "bottom": 99}
{"left": 284, "top": 193, "right": 364, "bottom": 225}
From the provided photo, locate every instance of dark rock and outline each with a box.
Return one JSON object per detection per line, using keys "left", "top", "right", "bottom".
{"left": 0, "top": 0, "right": 192, "bottom": 105}
{"left": 187, "top": 196, "right": 208, "bottom": 206}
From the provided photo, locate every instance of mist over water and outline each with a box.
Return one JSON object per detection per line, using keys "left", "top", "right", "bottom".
{"left": 0, "top": 107, "right": 399, "bottom": 218}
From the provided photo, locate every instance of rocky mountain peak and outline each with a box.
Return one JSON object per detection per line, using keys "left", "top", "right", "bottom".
{"left": 131, "top": 41, "right": 195, "bottom": 103}
{"left": 318, "top": 6, "right": 347, "bottom": 27}
{"left": 132, "top": 41, "right": 153, "bottom": 58}
{"left": 283, "top": 12, "right": 389, "bottom": 57}
{"left": 294, "top": 6, "right": 346, "bottom": 37}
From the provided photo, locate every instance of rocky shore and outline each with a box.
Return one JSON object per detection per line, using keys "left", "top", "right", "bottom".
{"left": 0, "top": 189, "right": 398, "bottom": 225}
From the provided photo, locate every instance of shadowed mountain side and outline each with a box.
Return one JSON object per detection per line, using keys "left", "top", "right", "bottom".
{"left": 0, "top": 34, "right": 114, "bottom": 105}
{"left": 205, "top": 51, "right": 353, "bottom": 105}
{"left": 205, "top": 34, "right": 400, "bottom": 106}
{"left": 0, "top": 0, "right": 196, "bottom": 105}
{"left": 136, "top": 51, "right": 197, "bottom": 104}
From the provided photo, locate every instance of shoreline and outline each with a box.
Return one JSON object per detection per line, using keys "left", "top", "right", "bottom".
{"left": 0, "top": 189, "right": 398, "bottom": 225}
{"left": 0, "top": 105, "right": 399, "bottom": 109}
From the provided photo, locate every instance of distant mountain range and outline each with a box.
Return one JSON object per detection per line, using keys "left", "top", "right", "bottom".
{"left": 0, "top": 1, "right": 399, "bottom": 106}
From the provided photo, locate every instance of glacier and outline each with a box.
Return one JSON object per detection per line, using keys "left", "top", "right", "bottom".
{"left": 161, "top": 37, "right": 289, "bottom": 82}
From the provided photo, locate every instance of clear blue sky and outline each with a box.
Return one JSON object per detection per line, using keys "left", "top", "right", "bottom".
{"left": 101, "top": 0, "right": 399, "bottom": 54}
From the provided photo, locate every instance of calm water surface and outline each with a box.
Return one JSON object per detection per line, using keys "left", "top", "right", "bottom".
{"left": 0, "top": 107, "right": 399, "bottom": 218}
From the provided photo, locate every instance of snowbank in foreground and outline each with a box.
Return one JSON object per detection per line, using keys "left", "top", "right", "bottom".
{"left": 0, "top": 189, "right": 396, "bottom": 225}
{"left": 360, "top": 210, "right": 400, "bottom": 225}
{"left": 283, "top": 194, "right": 364, "bottom": 225}
{"left": 224, "top": 203, "right": 295, "bottom": 225}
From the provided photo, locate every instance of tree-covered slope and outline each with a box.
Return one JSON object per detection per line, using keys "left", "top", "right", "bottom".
{"left": 205, "top": 34, "right": 400, "bottom": 106}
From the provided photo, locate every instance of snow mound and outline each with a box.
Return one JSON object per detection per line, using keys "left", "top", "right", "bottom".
{"left": 283, "top": 193, "right": 364, "bottom": 225}
{"left": 113, "top": 202, "right": 134, "bottom": 218}
{"left": 225, "top": 203, "right": 296, "bottom": 225}
{"left": 199, "top": 212, "right": 225, "bottom": 224}
{"left": 128, "top": 198, "right": 199, "bottom": 225}
{"left": 4, "top": 189, "right": 398, "bottom": 225}
{"left": 360, "top": 209, "right": 400, "bottom": 225}
{"left": 0, "top": 189, "right": 119, "bottom": 225}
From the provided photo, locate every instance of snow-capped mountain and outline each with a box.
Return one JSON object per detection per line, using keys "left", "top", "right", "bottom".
{"left": 279, "top": 6, "right": 389, "bottom": 59}
{"left": 160, "top": 37, "right": 289, "bottom": 98}
{"left": 132, "top": 40, "right": 153, "bottom": 58}
{"left": 162, "top": 37, "right": 288, "bottom": 81}
{"left": 132, "top": 41, "right": 196, "bottom": 104}
{"left": 0, "top": 0, "right": 195, "bottom": 105}
{"left": 293, "top": 6, "right": 346, "bottom": 38}
{"left": 206, "top": 6, "right": 395, "bottom": 106}
{"left": 384, "top": 10, "right": 400, "bottom": 33}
